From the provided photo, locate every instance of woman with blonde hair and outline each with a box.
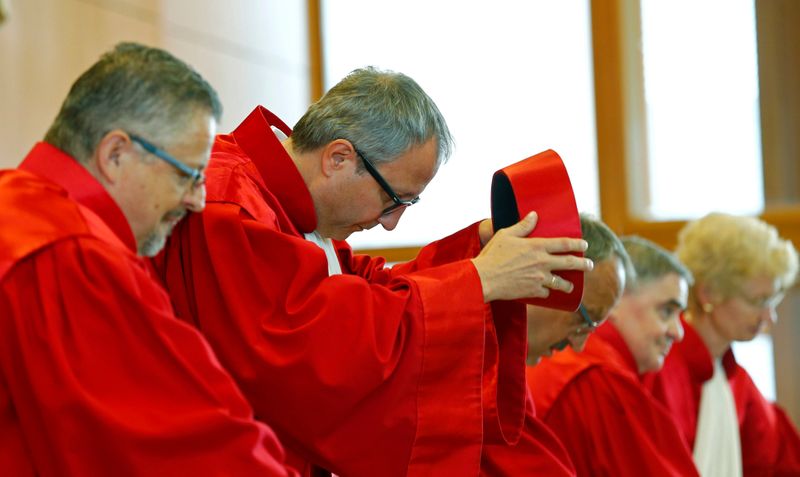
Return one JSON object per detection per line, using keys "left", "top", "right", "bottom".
{"left": 647, "top": 212, "right": 800, "bottom": 477}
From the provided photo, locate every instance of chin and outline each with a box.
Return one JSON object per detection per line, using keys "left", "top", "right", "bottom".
{"left": 738, "top": 332, "right": 759, "bottom": 343}
{"left": 650, "top": 358, "right": 665, "bottom": 372}
{"left": 332, "top": 231, "right": 353, "bottom": 241}
{"left": 138, "top": 234, "right": 167, "bottom": 257}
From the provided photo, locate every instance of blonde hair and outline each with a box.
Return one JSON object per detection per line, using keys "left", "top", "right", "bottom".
{"left": 676, "top": 212, "right": 798, "bottom": 298}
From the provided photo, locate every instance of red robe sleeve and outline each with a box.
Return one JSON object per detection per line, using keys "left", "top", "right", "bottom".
{"left": 337, "top": 221, "right": 529, "bottom": 446}
{"left": 731, "top": 367, "right": 800, "bottom": 477}
{"left": 0, "top": 237, "right": 296, "bottom": 476}
{"left": 160, "top": 204, "right": 527, "bottom": 477}
{"left": 339, "top": 221, "right": 485, "bottom": 277}
{"left": 772, "top": 406, "right": 800, "bottom": 477}
{"left": 540, "top": 367, "right": 699, "bottom": 477}
{"left": 647, "top": 323, "right": 800, "bottom": 477}
{"left": 479, "top": 393, "right": 576, "bottom": 476}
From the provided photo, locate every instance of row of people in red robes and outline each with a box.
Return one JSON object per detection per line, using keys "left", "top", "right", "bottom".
{"left": 486, "top": 213, "right": 800, "bottom": 477}
{"left": 1, "top": 42, "right": 593, "bottom": 476}
{"left": 2, "top": 41, "right": 799, "bottom": 476}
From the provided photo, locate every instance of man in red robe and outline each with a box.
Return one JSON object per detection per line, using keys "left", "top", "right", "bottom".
{"left": 156, "top": 67, "right": 594, "bottom": 476}
{"left": 646, "top": 213, "right": 800, "bottom": 477}
{"left": 526, "top": 236, "right": 699, "bottom": 476}
{"left": 0, "top": 43, "right": 296, "bottom": 476}
{"left": 480, "top": 214, "right": 632, "bottom": 475}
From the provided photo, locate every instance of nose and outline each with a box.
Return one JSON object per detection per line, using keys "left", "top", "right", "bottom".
{"left": 377, "top": 207, "right": 405, "bottom": 231}
{"left": 183, "top": 183, "right": 206, "bottom": 213}
{"left": 667, "top": 316, "right": 685, "bottom": 342}
{"left": 568, "top": 332, "right": 590, "bottom": 352}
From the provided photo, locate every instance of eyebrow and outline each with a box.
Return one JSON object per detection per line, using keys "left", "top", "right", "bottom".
{"left": 662, "top": 299, "right": 687, "bottom": 310}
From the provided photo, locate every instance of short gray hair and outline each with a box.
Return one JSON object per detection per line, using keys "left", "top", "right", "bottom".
{"left": 291, "top": 66, "right": 453, "bottom": 166}
{"left": 621, "top": 236, "right": 693, "bottom": 290}
{"left": 44, "top": 42, "right": 222, "bottom": 163}
{"left": 581, "top": 213, "right": 635, "bottom": 283}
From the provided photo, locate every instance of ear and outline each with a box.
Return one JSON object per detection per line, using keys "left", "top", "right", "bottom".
{"left": 695, "top": 282, "right": 720, "bottom": 309}
{"left": 320, "top": 139, "right": 358, "bottom": 178}
{"left": 92, "top": 129, "right": 131, "bottom": 184}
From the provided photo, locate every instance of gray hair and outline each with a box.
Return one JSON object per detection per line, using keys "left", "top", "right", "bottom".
{"left": 581, "top": 213, "right": 635, "bottom": 283}
{"left": 621, "top": 236, "right": 693, "bottom": 290}
{"left": 44, "top": 42, "right": 222, "bottom": 163}
{"left": 291, "top": 66, "right": 453, "bottom": 166}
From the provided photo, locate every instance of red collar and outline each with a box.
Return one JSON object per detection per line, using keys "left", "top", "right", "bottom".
{"left": 18, "top": 142, "right": 137, "bottom": 252}
{"left": 229, "top": 106, "right": 317, "bottom": 233}
{"left": 675, "top": 316, "right": 739, "bottom": 383}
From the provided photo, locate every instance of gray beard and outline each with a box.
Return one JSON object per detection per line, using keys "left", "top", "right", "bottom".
{"left": 138, "top": 231, "right": 167, "bottom": 257}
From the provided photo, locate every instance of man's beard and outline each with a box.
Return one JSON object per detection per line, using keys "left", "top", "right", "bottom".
{"left": 138, "top": 211, "right": 185, "bottom": 257}
{"left": 138, "top": 231, "right": 168, "bottom": 257}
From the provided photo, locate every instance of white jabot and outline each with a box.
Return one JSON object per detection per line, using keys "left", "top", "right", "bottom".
{"left": 304, "top": 231, "right": 342, "bottom": 276}
{"left": 693, "top": 358, "right": 742, "bottom": 477}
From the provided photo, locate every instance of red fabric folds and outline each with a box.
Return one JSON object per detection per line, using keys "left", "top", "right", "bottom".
{"left": 479, "top": 392, "right": 577, "bottom": 476}
{"left": 527, "top": 322, "right": 700, "bottom": 477}
{"left": 0, "top": 143, "right": 295, "bottom": 476}
{"left": 155, "top": 106, "right": 529, "bottom": 477}
{"left": 646, "top": 317, "right": 800, "bottom": 476}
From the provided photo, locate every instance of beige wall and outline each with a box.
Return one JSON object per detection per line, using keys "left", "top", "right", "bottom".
{"left": 0, "top": 0, "right": 310, "bottom": 168}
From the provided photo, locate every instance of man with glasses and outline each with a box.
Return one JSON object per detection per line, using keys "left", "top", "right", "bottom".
{"left": 0, "top": 43, "right": 296, "bottom": 475}
{"left": 512, "top": 235, "right": 700, "bottom": 476}
{"left": 156, "top": 66, "right": 594, "bottom": 476}
{"left": 481, "top": 214, "right": 632, "bottom": 475}
{"left": 647, "top": 213, "right": 800, "bottom": 477}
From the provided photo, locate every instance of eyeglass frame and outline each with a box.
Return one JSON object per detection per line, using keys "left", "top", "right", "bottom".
{"left": 129, "top": 133, "right": 205, "bottom": 189}
{"left": 351, "top": 144, "right": 420, "bottom": 216}
{"left": 576, "top": 303, "right": 600, "bottom": 333}
{"left": 737, "top": 291, "right": 784, "bottom": 311}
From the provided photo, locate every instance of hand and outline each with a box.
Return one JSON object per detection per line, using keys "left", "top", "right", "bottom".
{"left": 471, "top": 212, "right": 593, "bottom": 302}
{"left": 478, "top": 219, "right": 494, "bottom": 247}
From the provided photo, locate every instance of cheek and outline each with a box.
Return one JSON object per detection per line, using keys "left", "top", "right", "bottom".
{"left": 570, "top": 333, "right": 590, "bottom": 349}
{"left": 712, "top": 305, "right": 762, "bottom": 343}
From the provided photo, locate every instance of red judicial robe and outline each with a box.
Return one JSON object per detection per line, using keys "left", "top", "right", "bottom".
{"left": 0, "top": 143, "right": 296, "bottom": 476}
{"left": 156, "top": 106, "right": 529, "bottom": 477}
{"left": 527, "top": 322, "right": 700, "bottom": 477}
{"left": 479, "top": 393, "right": 577, "bottom": 476}
{"left": 646, "top": 317, "right": 800, "bottom": 477}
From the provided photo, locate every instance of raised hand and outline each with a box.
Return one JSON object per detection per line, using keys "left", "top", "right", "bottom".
{"left": 471, "top": 212, "right": 593, "bottom": 302}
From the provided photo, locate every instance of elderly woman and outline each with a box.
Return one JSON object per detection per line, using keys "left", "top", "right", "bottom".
{"left": 647, "top": 212, "right": 800, "bottom": 477}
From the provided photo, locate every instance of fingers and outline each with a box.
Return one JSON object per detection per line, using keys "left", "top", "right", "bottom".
{"left": 545, "top": 273, "right": 575, "bottom": 294}
{"left": 478, "top": 219, "right": 495, "bottom": 247}
{"left": 502, "top": 212, "right": 539, "bottom": 238}
{"left": 547, "top": 253, "right": 594, "bottom": 273}
{"left": 536, "top": 236, "right": 589, "bottom": 254}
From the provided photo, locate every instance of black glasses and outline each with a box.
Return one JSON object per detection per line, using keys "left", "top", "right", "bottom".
{"left": 129, "top": 134, "right": 205, "bottom": 190}
{"left": 576, "top": 304, "right": 600, "bottom": 333}
{"left": 352, "top": 146, "right": 420, "bottom": 216}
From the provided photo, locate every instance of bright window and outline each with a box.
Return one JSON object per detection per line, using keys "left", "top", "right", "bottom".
{"left": 322, "top": 0, "right": 598, "bottom": 248}
{"left": 732, "top": 335, "right": 776, "bottom": 401}
{"left": 640, "top": 0, "right": 774, "bottom": 398}
{"left": 640, "top": 0, "right": 764, "bottom": 220}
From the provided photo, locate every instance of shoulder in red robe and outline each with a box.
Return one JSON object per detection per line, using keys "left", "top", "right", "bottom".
{"left": 646, "top": 316, "right": 800, "bottom": 476}
{"left": 528, "top": 322, "right": 699, "bottom": 477}
{"left": 0, "top": 143, "right": 295, "bottom": 476}
{"left": 155, "top": 106, "right": 529, "bottom": 477}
